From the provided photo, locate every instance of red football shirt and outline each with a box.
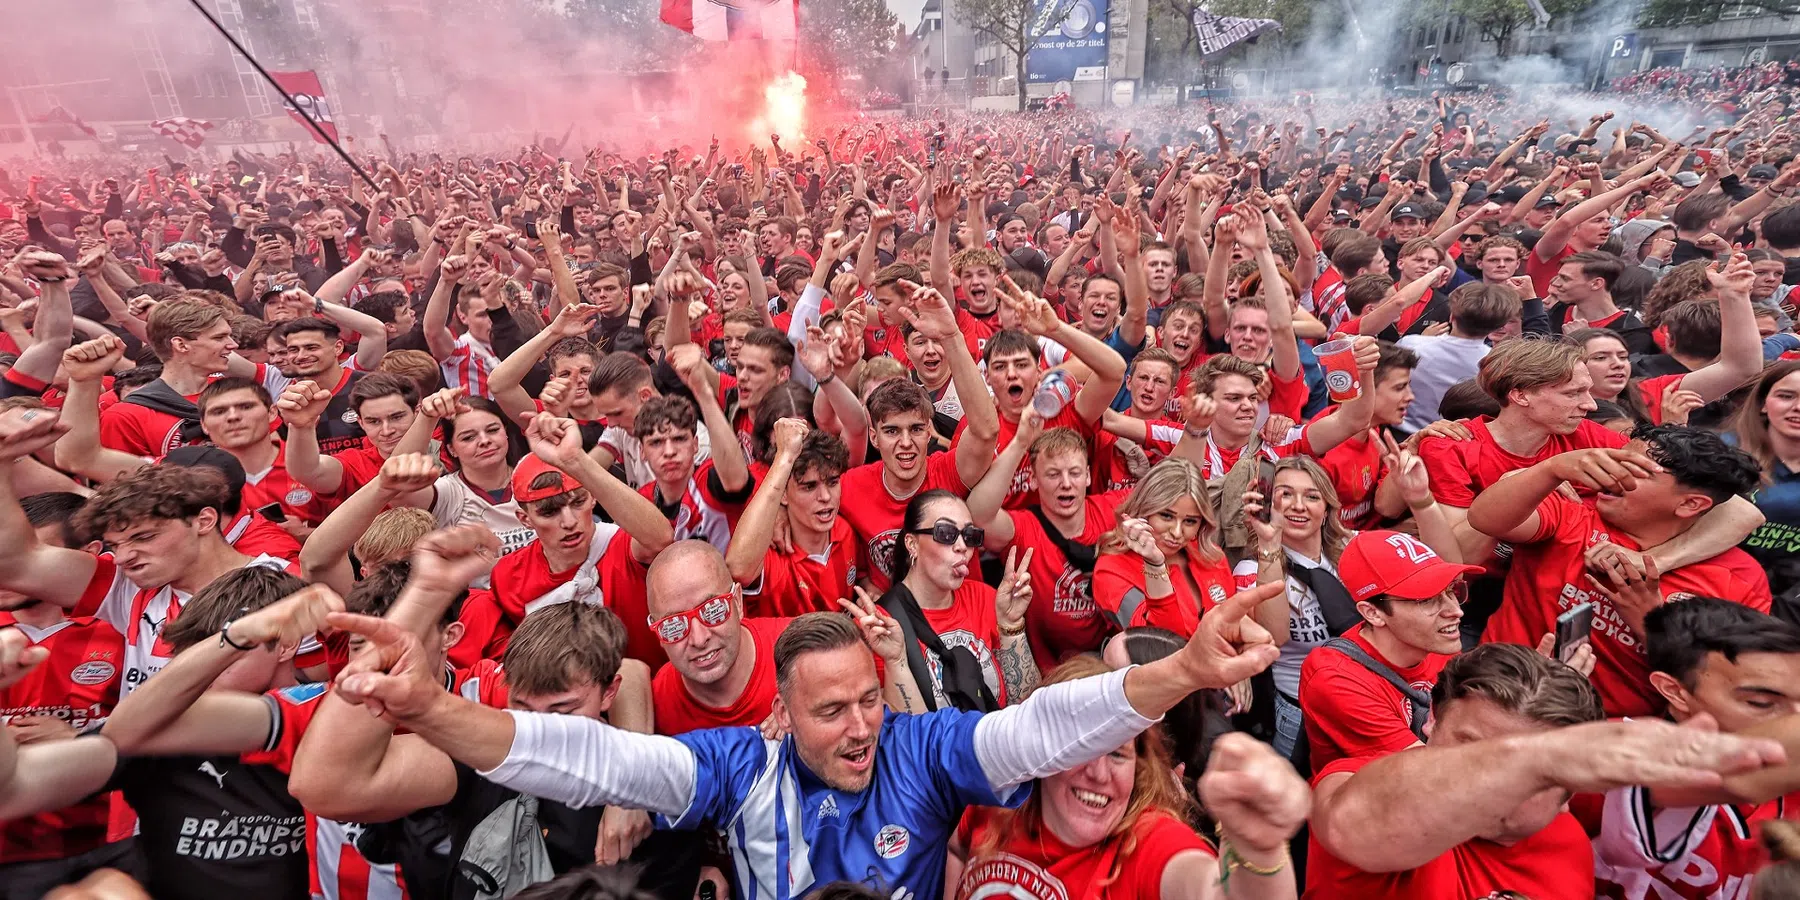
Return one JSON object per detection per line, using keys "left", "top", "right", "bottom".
{"left": 1305, "top": 755, "right": 1595, "bottom": 899}
{"left": 919, "top": 582, "right": 1008, "bottom": 708}
{"left": 838, "top": 450, "right": 971, "bottom": 591}
{"left": 1005, "top": 491, "right": 1127, "bottom": 669}
{"left": 1092, "top": 549, "right": 1235, "bottom": 639}
{"left": 1634, "top": 373, "right": 1687, "bottom": 426}
{"left": 0, "top": 617, "right": 123, "bottom": 863}
{"left": 651, "top": 617, "right": 789, "bottom": 735}
{"left": 1419, "top": 417, "right": 1630, "bottom": 509}
{"left": 488, "top": 528, "right": 663, "bottom": 670}
{"left": 99, "top": 389, "right": 201, "bottom": 457}
{"left": 1526, "top": 244, "right": 1578, "bottom": 298}
{"left": 991, "top": 403, "right": 1100, "bottom": 510}
{"left": 955, "top": 807, "right": 1211, "bottom": 900}
{"left": 1298, "top": 623, "right": 1447, "bottom": 774}
{"left": 1484, "top": 495, "right": 1772, "bottom": 717}
{"left": 741, "top": 518, "right": 866, "bottom": 618}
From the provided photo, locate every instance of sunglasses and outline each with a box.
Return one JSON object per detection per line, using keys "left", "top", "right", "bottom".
{"left": 648, "top": 592, "right": 732, "bottom": 643}
{"left": 1458, "top": 233, "right": 1484, "bottom": 242}
{"left": 910, "top": 521, "right": 984, "bottom": 549}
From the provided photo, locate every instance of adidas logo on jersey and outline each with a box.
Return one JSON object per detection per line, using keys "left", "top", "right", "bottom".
{"left": 817, "top": 794, "right": 840, "bottom": 819}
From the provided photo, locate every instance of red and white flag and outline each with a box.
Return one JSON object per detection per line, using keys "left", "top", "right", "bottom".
{"left": 35, "top": 106, "right": 97, "bottom": 137}
{"left": 150, "top": 117, "right": 215, "bottom": 149}
{"left": 269, "top": 70, "right": 339, "bottom": 144}
{"left": 661, "top": 0, "right": 796, "bottom": 41}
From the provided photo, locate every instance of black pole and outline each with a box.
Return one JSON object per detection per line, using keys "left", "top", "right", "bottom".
{"left": 183, "top": 0, "right": 380, "bottom": 191}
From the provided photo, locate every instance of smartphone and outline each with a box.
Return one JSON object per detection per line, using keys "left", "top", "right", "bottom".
{"left": 1553, "top": 602, "right": 1594, "bottom": 664}
{"left": 256, "top": 503, "right": 288, "bottom": 524}
{"left": 1252, "top": 465, "right": 1275, "bottom": 524}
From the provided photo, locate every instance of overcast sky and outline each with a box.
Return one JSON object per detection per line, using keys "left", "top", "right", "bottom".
{"left": 888, "top": 0, "right": 927, "bottom": 31}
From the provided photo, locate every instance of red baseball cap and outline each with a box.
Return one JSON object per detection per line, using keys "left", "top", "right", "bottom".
{"left": 1338, "top": 530, "right": 1482, "bottom": 602}
{"left": 511, "top": 455, "right": 577, "bottom": 503}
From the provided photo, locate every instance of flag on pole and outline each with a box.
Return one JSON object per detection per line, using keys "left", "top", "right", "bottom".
{"left": 661, "top": 0, "right": 797, "bottom": 41}
{"left": 34, "top": 106, "right": 97, "bottom": 138}
{"left": 1190, "top": 9, "right": 1282, "bottom": 57}
{"left": 268, "top": 70, "right": 339, "bottom": 144}
{"left": 151, "top": 117, "right": 216, "bottom": 149}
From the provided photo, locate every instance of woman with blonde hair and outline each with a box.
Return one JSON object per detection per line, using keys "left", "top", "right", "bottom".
{"left": 1093, "top": 459, "right": 1287, "bottom": 642}
{"left": 947, "top": 654, "right": 1308, "bottom": 900}
{"left": 1232, "top": 450, "right": 1459, "bottom": 761}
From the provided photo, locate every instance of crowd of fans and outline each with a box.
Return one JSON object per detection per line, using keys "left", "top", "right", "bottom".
{"left": 0, "top": 82, "right": 1799, "bottom": 900}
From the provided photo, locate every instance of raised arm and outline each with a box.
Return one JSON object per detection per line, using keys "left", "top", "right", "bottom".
{"left": 53, "top": 337, "right": 151, "bottom": 485}
{"left": 489, "top": 303, "right": 600, "bottom": 425}
{"left": 928, "top": 182, "right": 960, "bottom": 297}
{"left": 423, "top": 256, "right": 470, "bottom": 361}
{"left": 1467, "top": 448, "right": 1657, "bottom": 543}
{"left": 974, "top": 582, "right": 1285, "bottom": 791}
{"left": 669, "top": 344, "right": 749, "bottom": 494}
{"left": 525, "top": 414, "right": 673, "bottom": 564}
{"left": 0, "top": 409, "right": 102, "bottom": 607}
{"left": 1113, "top": 206, "right": 1150, "bottom": 351}
{"left": 899, "top": 281, "right": 998, "bottom": 489}
{"left": 725, "top": 419, "right": 808, "bottom": 586}
{"left": 1677, "top": 253, "right": 1766, "bottom": 402}
{"left": 8, "top": 254, "right": 74, "bottom": 387}
{"left": 968, "top": 414, "right": 1042, "bottom": 550}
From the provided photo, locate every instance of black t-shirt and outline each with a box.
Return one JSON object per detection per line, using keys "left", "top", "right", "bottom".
{"left": 315, "top": 368, "right": 368, "bottom": 456}
{"left": 104, "top": 754, "right": 308, "bottom": 900}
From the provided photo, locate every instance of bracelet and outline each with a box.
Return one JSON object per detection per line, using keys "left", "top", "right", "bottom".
{"left": 1216, "top": 833, "right": 1289, "bottom": 887}
{"left": 36, "top": 275, "right": 68, "bottom": 284}
{"left": 219, "top": 615, "right": 257, "bottom": 652}
{"left": 998, "top": 621, "right": 1026, "bottom": 637}
{"left": 1144, "top": 561, "right": 1170, "bottom": 576}
{"left": 1257, "top": 547, "right": 1283, "bottom": 563}
{"left": 816, "top": 373, "right": 836, "bottom": 386}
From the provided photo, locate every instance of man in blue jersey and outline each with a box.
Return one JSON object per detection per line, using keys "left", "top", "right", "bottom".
{"left": 325, "top": 547, "right": 1292, "bottom": 900}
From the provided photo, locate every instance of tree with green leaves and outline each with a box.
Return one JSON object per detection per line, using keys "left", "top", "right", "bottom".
{"left": 952, "top": 0, "right": 1080, "bottom": 109}
{"left": 1441, "top": 0, "right": 1595, "bottom": 58}
{"left": 802, "top": 0, "right": 903, "bottom": 82}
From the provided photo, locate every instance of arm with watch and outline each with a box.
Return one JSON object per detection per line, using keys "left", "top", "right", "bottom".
{"left": 99, "top": 586, "right": 344, "bottom": 757}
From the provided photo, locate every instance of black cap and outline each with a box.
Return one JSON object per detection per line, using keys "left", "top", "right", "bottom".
{"left": 163, "top": 446, "right": 246, "bottom": 516}
{"left": 1535, "top": 194, "right": 1562, "bottom": 209}
{"left": 1391, "top": 203, "right": 1425, "bottom": 220}
{"left": 1494, "top": 185, "right": 1529, "bottom": 204}
{"left": 1750, "top": 163, "right": 1780, "bottom": 180}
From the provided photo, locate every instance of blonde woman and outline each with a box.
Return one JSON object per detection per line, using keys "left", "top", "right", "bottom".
{"left": 1094, "top": 459, "right": 1287, "bottom": 643}
{"left": 1233, "top": 451, "right": 1458, "bottom": 760}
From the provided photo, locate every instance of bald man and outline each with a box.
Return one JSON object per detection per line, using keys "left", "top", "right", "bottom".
{"left": 647, "top": 540, "right": 921, "bottom": 736}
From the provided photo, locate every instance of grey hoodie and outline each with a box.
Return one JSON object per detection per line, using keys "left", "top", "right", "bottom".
{"left": 1617, "top": 218, "right": 1674, "bottom": 269}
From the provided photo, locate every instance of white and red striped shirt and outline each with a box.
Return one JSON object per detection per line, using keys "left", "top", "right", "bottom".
{"left": 309, "top": 816, "right": 405, "bottom": 900}
{"left": 439, "top": 333, "right": 499, "bottom": 399}
{"left": 72, "top": 553, "right": 300, "bottom": 697}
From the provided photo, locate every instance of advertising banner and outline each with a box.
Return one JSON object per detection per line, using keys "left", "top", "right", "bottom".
{"left": 1026, "top": 0, "right": 1109, "bottom": 84}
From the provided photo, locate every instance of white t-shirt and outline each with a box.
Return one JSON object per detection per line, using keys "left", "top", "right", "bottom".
{"left": 430, "top": 472, "right": 538, "bottom": 560}
{"left": 1232, "top": 544, "right": 1346, "bottom": 699}
{"left": 1398, "top": 334, "right": 1491, "bottom": 432}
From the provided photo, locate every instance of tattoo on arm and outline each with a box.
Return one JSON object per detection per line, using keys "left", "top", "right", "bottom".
{"left": 998, "top": 634, "right": 1040, "bottom": 704}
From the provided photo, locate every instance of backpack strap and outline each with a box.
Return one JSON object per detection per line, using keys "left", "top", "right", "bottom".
{"left": 1320, "top": 637, "right": 1431, "bottom": 743}
{"left": 1285, "top": 561, "right": 1363, "bottom": 637}
{"left": 877, "top": 583, "right": 1000, "bottom": 713}
{"left": 1028, "top": 505, "right": 1096, "bottom": 573}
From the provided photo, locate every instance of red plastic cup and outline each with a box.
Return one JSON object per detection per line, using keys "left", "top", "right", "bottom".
{"left": 1315, "top": 339, "right": 1362, "bottom": 403}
